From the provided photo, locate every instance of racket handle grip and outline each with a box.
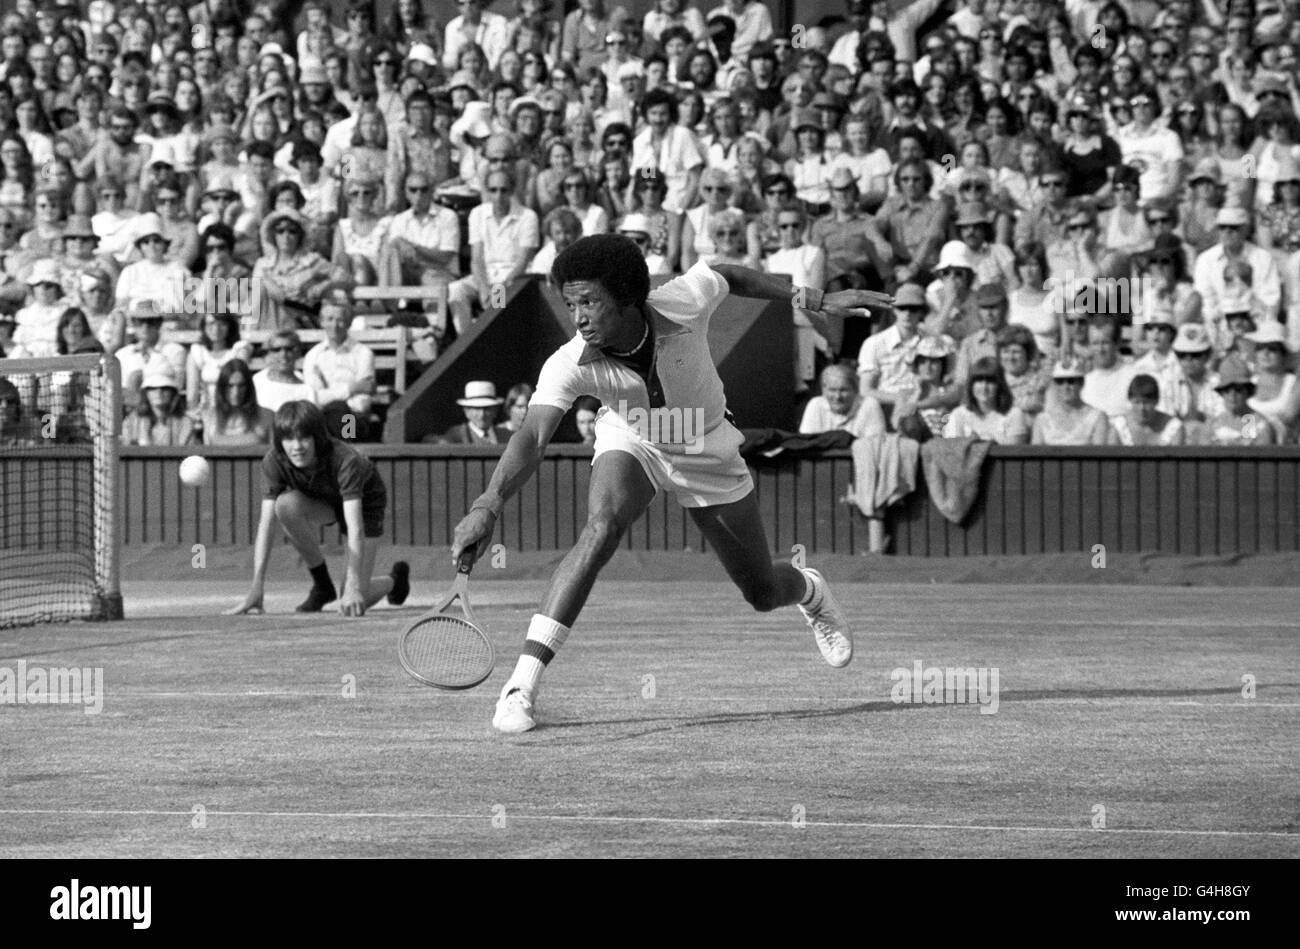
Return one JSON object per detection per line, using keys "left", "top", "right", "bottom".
{"left": 456, "top": 552, "right": 475, "bottom": 574}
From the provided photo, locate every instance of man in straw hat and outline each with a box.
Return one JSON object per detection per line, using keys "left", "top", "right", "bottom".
{"left": 437, "top": 380, "right": 513, "bottom": 445}
{"left": 1168, "top": 323, "right": 1223, "bottom": 423}
{"left": 1206, "top": 355, "right": 1276, "bottom": 445}
{"left": 1193, "top": 205, "right": 1281, "bottom": 330}
{"left": 113, "top": 297, "right": 188, "bottom": 415}
{"left": 451, "top": 234, "right": 892, "bottom": 732}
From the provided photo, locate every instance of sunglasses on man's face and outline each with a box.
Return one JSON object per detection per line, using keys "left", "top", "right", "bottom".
{"left": 266, "top": 345, "right": 295, "bottom": 353}
{"left": 778, "top": 222, "right": 801, "bottom": 230}
{"left": 1053, "top": 377, "right": 1083, "bottom": 385}
{"left": 1176, "top": 352, "right": 1207, "bottom": 360}
{"left": 487, "top": 187, "right": 511, "bottom": 194}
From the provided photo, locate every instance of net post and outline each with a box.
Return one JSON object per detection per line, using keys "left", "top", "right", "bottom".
{"left": 97, "top": 353, "right": 124, "bottom": 621}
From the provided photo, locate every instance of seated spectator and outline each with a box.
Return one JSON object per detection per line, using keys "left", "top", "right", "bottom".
{"left": 1096, "top": 165, "right": 1153, "bottom": 260}
{"left": 289, "top": 141, "right": 340, "bottom": 256}
{"left": 699, "top": 208, "right": 752, "bottom": 267}
{"left": 0, "top": 377, "right": 37, "bottom": 446}
{"left": 1007, "top": 241, "right": 1058, "bottom": 360}
{"left": 186, "top": 313, "right": 254, "bottom": 424}
{"left": 784, "top": 108, "right": 833, "bottom": 215}
{"left": 1169, "top": 324, "right": 1224, "bottom": 424}
{"left": 503, "top": 382, "right": 534, "bottom": 433}
{"left": 121, "top": 364, "right": 197, "bottom": 446}
{"left": 1255, "top": 154, "right": 1300, "bottom": 258}
{"left": 627, "top": 169, "right": 680, "bottom": 272}
{"left": 1081, "top": 315, "right": 1137, "bottom": 419}
{"left": 529, "top": 208, "right": 584, "bottom": 275}
{"left": 893, "top": 335, "right": 958, "bottom": 437}
{"left": 943, "top": 356, "right": 1030, "bottom": 443}
{"left": 114, "top": 214, "right": 189, "bottom": 313}
{"left": 1110, "top": 374, "right": 1184, "bottom": 446}
{"left": 955, "top": 283, "right": 1009, "bottom": 385}
{"left": 1032, "top": 358, "right": 1114, "bottom": 445}
{"left": 303, "top": 292, "right": 377, "bottom": 441}
{"left": 798, "top": 362, "right": 886, "bottom": 439}
{"left": 13, "top": 259, "right": 67, "bottom": 357}
{"left": 812, "top": 167, "right": 890, "bottom": 295}
{"left": 765, "top": 202, "right": 827, "bottom": 391}
{"left": 1206, "top": 356, "right": 1276, "bottom": 446}
{"left": 251, "top": 209, "right": 332, "bottom": 331}
{"left": 21, "top": 186, "right": 70, "bottom": 261}
{"left": 1134, "top": 234, "right": 1201, "bottom": 344}
{"left": 829, "top": 114, "right": 891, "bottom": 211}
{"left": 562, "top": 169, "right": 610, "bottom": 236}
{"left": 925, "top": 241, "right": 978, "bottom": 340}
{"left": 379, "top": 170, "right": 461, "bottom": 290}
{"left": 203, "top": 358, "right": 274, "bottom": 446}
{"left": 114, "top": 299, "right": 189, "bottom": 415}
{"left": 447, "top": 168, "right": 540, "bottom": 336}
{"left": 617, "top": 214, "right": 672, "bottom": 276}
{"left": 859, "top": 283, "right": 931, "bottom": 415}
{"left": 1115, "top": 88, "right": 1183, "bottom": 205}
{"left": 1132, "top": 317, "right": 1182, "bottom": 416}
{"left": 574, "top": 394, "right": 600, "bottom": 446}
{"left": 153, "top": 176, "right": 201, "bottom": 270}
{"left": 252, "top": 330, "right": 314, "bottom": 412}
{"left": 997, "top": 324, "right": 1048, "bottom": 420}
{"left": 1193, "top": 206, "right": 1281, "bottom": 335}
{"left": 1245, "top": 323, "right": 1300, "bottom": 444}
{"left": 531, "top": 137, "right": 578, "bottom": 218}
{"left": 436, "top": 380, "right": 513, "bottom": 444}
{"left": 876, "top": 158, "right": 948, "bottom": 285}
{"left": 58, "top": 215, "right": 121, "bottom": 301}
{"left": 332, "top": 173, "right": 393, "bottom": 286}
{"left": 1047, "top": 205, "right": 1108, "bottom": 284}
{"left": 630, "top": 88, "right": 705, "bottom": 213}
{"left": 949, "top": 202, "right": 1017, "bottom": 290}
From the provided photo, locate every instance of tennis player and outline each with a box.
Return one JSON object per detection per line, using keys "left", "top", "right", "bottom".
{"left": 227, "top": 400, "right": 410, "bottom": 617}
{"left": 451, "top": 235, "right": 892, "bottom": 732}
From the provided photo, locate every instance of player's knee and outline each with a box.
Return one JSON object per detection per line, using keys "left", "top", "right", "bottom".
{"left": 273, "top": 491, "right": 306, "bottom": 523}
{"left": 581, "top": 511, "right": 627, "bottom": 554}
{"left": 740, "top": 579, "right": 783, "bottom": 613}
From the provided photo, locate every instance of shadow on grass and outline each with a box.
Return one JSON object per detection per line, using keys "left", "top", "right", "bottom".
{"left": 537, "top": 684, "right": 1297, "bottom": 742}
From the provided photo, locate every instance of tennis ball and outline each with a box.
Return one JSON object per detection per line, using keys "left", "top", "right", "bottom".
{"left": 179, "top": 455, "right": 211, "bottom": 488}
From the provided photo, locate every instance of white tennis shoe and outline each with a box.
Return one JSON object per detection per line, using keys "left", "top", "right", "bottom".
{"left": 798, "top": 568, "right": 853, "bottom": 668}
{"left": 493, "top": 684, "right": 537, "bottom": 733}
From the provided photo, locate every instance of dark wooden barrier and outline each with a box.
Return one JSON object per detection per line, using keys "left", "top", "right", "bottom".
{"left": 115, "top": 445, "right": 1300, "bottom": 556}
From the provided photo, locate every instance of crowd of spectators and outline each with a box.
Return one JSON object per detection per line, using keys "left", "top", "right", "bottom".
{"left": 0, "top": 0, "right": 1299, "bottom": 450}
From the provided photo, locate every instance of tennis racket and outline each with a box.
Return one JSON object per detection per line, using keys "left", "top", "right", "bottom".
{"left": 398, "top": 555, "right": 495, "bottom": 690}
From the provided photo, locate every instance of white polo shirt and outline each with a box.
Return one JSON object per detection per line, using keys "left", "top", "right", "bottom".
{"left": 531, "top": 260, "right": 732, "bottom": 451}
{"left": 468, "top": 201, "right": 540, "bottom": 284}
{"left": 857, "top": 324, "right": 924, "bottom": 397}
{"left": 631, "top": 125, "right": 706, "bottom": 213}
{"left": 389, "top": 205, "right": 460, "bottom": 257}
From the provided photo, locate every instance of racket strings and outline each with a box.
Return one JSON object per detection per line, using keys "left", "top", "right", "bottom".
{"left": 401, "top": 616, "right": 493, "bottom": 687}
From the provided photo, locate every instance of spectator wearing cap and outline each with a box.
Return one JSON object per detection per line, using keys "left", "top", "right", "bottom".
{"left": 1256, "top": 153, "right": 1300, "bottom": 257}
{"left": 1081, "top": 314, "right": 1137, "bottom": 419}
{"left": 892, "top": 334, "right": 958, "bottom": 438}
{"left": 924, "top": 240, "right": 980, "bottom": 341}
{"left": 92, "top": 108, "right": 147, "bottom": 212}
{"left": 943, "top": 356, "right": 1030, "bottom": 443}
{"left": 1097, "top": 165, "right": 1153, "bottom": 259}
{"left": 631, "top": 89, "right": 706, "bottom": 213}
{"left": 1109, "top": 374, "right": 1185, "bottom": 446}
{"left": 381, "top": 170, "right": 461, "bottom": 293}
{"left": 1180, "top": 158, "right": 1227, "bottom": 255}
{"left": 877, "top": 159, "right": 949, "bottom": 286}
{"left": 1132, "top": 306, "right": 1183, "bottom": 416}
{"left": 812, "top": 166, "right": 891, "bottom": 294}
{"left": 1058, "top": 95, "right": 1122, "bottom": 204}
{"left": 447, "top": 167, "right": 539, "bottom": 335}
{"left": 437, "top": 380, "right": 513, "bottom": 444}
{"left": 858, "top": 282, "right": 933, "bottom": 413}
{"left": 1206, "top": 355, "right": 1276, "bottom": 445}
{"left": 114, "top": 299, "right": 189, "bottom": 415}
{"left": 784, "top": 107, "right": 833, "bottom": 215}
{"left": 950, "top": 202, "right": 1017, "bottom": 291}
{"left": 1193, "top": 205, "right": 1281, "bottom": 332}
{"left": 955, "top": 282, "right": 1011, "bottom": 385}
{"left": 78, "top": 269, "right": 126, "bottom": 354}
{"left": 1245, "top": 322, "right": 1300, "bottom": 443}
{"left": 617, "top": 213, "right": 672, "bottom": 276}
{"left": 58, "top": 215, "right": 120, "bottom": 302}
{"left": 120, "top": 362, "right": 196, "bottom": 447}
{"left": 1169, "top": 323, "right": 1224, "bottom": 424}
{"left": 1031, "top": 357, "right": 1115, "bottom": 445}
{"left": 253, "top": 209, "right": 332, "bottom": 331}
{"left": 114, "top": 214, "right": 189, "bottom": 314}
{"left": 13, "top": 259, "right": 67, "bottom": 358}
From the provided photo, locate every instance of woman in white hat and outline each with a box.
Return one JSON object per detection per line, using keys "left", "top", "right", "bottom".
{"left": 1207, "top": 355, "right": 1276, "bottom": 445}
{"left": 617, "top": 213, "right": 672, "bottom": 275}
{"left": 121, "top": 363, "right": 196, "bottom": 447}
{"left": 1031, "top": 358, "right": 1115, "bottom": 445}
{"left": 1246, "top": 322, "right": 1299, "bottom": 443}
{"left": 895, "top": 334, "right": 957, "bottom": 437}
{"left": 252, "top": 210, "right": 332, "bottom": 330}
{"left": 13, "top": 258, "right": 67, "bottom": 358}
{"left": 114, "top": 213, "right": 189, "bottom": 313}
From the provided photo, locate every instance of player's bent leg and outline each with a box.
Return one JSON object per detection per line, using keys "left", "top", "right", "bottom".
{"left": 273, "top": 491, "right": 339, "bottom": 612}
{"left": 494, "top": 450, "right": 658, "bottom": 734}
{"left": 688, "top": 491, "right": 853, "bottom": 667}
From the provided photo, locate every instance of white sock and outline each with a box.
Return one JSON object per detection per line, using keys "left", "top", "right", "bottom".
{"left": 799, "top": 568, "right": 824, "bottom": 613}
{"left": 506, "top": 613, "right": 570, "bottom": 696}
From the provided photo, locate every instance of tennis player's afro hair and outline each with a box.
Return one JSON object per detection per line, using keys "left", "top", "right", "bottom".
{"left": 551, "top": 235, "right": 650, "bottom": 306}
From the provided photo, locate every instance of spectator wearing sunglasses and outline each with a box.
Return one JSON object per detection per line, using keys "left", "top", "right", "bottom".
{"left": 1097, "top": 165, "right": 1153, "bottom": 259}
{"left": 1057, "top": 96, "right": 1120, "bottom": 203}
{"left": 876, "top": 158, "right": 948, "bottom": 286}
{"left": 447, "top": 167, "right": 539, "bottom": 336}
{"left": 252, "top": 209, "right": 332, "bottom": 331}
{"left": 1193, "top": 206, "right": 1281, "bottom": 333}
{"left": 380, "top": 170, "right": 461, "bottom": 294}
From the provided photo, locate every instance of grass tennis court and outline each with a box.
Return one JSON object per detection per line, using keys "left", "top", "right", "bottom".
{"left": 1, "top": 577, "right": 1296, "bottom": 858}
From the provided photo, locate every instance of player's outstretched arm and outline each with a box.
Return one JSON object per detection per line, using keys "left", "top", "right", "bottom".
{"left": 225, "top": 498, "right": 276, "bottom": 615}
{"left": 451, "top": 404, "right": 565, "bottom": 566}
{"left": 708, "top": 263, "right": 893, "bottom": 319}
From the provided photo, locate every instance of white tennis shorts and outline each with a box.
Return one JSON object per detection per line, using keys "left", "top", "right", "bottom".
{"left": 591, "top": 408, "right": 754, "bottom": 508}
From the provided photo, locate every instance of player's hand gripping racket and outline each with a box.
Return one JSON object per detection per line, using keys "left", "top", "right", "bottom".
{"left": 398, "top": 555, "right": 495, "bottom": 689}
